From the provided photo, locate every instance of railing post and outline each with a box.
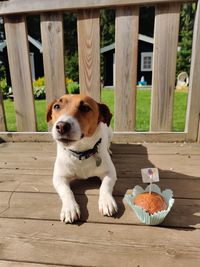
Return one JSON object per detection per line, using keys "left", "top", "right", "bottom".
{"left": 115, "top": 6, "right": 139, "bottom": 131}
{"left": 40, "top": 12, "right": 66, "bottom": 105}
{"left": 185, "top": 0, "right": 200, "bottom": 142}
{"left": 77, "top": 9, "right": 100, "bottom": 101}
{"left": 4, "top": 15, "right": 37, "bottom": 132}
{"left": 150, "top": 3, "right": 180, "bottom": 131}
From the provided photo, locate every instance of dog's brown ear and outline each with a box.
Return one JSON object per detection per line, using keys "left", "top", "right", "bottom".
{"left": 98, "top": 103, "right": 112, "bottom": 126}
{"left": 46, "top": 99, "right": 57, "bottom": 123}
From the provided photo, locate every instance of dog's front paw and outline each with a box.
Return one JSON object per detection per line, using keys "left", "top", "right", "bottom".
{"left": 99, "top": 194, "right": 118, "bottom": 216}
{"left": 60, "top": 202, "right": 80, "bottom": 223}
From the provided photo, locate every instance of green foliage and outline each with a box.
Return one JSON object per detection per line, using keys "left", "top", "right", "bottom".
{"left": 100, "top": 10, "right": 115, "bottom": 47}
{"left": 67, "top": 81, "right": 79, "bottom": 94}
{"left": 33, "top": 77, "right": 46, "bottom": 99}
{"left": 177, "top": 3, "right": 196, "bottom": 75}
{"left": 33, "top": 86, "right": 46, "bottom": 100}
{"left": 65, "top": 52, "right": 79, "bottom": 82}
{"left": 0, "top": 76, "right": 9, "bottom": 99}
{"left": 33, "top": 77, "right": 45, "bottom": 87}
{"left": 63, "top": 13, "right": 79, "bottom": 82}
{"left": 32, "top": 77, "right": 80, "bottom": 99}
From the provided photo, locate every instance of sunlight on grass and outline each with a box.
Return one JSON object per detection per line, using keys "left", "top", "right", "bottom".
{"left": 3, "top": 89, "right": 188, "bottom": 132}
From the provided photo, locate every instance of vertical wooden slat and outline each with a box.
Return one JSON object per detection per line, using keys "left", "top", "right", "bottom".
{"left": 77, "top": 9, "right": 100, "bottom": 101}
{"left": 115, "top": 6, "right": 139, "bottom": 131}
{"left": 150, "top": 3, "right": 180, "bottom": 132}
{"left": 185, "top": 1, "right": 200, "bottom": 142}
{"left": 40, "top": 13, "right": 66, "bottom": 105}
{"left": 0, "top": 89, "right": 6, "bottom": 131}
{"left": 4, "top": 15, "right": 37, "bottom": 132}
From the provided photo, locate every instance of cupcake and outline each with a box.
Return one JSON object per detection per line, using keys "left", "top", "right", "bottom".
{"left": 134, "top": 191, "right": 168, "bottom": 214}
{"left": 124, "top": 184, "right": 174, "bottom": 225}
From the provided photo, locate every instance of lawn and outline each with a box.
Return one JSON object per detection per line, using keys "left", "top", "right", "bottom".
{"left": 3, "top": 89, "right": 188, "bottom": 132}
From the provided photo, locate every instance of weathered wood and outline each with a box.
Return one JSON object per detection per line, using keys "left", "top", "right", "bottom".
{"left": 40, "top": 13, "right": 66, "bottom": 105}
{"left": 0, "top": 131, "right": 187, "bottom": 143}
{"left": 1, "top": 172, "right": 200, "bottom": 200}
{"left": 0, "top": 261, "right": 59, "bottom": 267}
{"left": 1, "top": 218, "right": 200, "bottom": 266}
{"left": 4, "top": 16, "right": 37, "bottom": 132}
{"left": 1, "top": 141, "right": 200, "bottom": 180}
{"left": 0, "top": 132, "right": 52, "bottom": 142}
{"left": 115, "top": 6, "right": 139, "bottom": 131}
{"left": 1, "top": 163, "right": 199, "bottom": 180}
{"left": 0, "top": 89, "right": 6, "bottom": 131}
{"left": 1, "top": 141, "right": 200, "bottom": 155}
{"left": 77, "top": 9, "right": 100, "bottom": 101}
{"left": 0, "top": 0, "right": 195, "bottom": 16}
{"left": 113, "top": 132, "right": 187, "bottom": 142}
{"left": 185, "top": 0, "right": 200, "bottom": 142}
{"left": 150, "top": 3, "right": 180, "bottom": 131}
{"left": 1, "top": 139, "right": 200, "bottom": 265}
{"left": 1, "top": 152, "right": 200, "bottom": 178}
{"left": 0, "top": 191, "right": 200, "bottom": 228}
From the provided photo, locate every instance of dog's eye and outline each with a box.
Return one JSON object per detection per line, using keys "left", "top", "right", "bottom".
{"left": 53, "top": 104, "right": 61, "bottom": 110}
{"left": 79, "top": 103, "right": 91, "bottom": 113}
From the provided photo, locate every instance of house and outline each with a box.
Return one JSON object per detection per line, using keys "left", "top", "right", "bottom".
{"left": 0, "top": 35, "right": 44, "bottom": 86}
{"left": 101, "top": 34, "right": 154, "bottom": 87}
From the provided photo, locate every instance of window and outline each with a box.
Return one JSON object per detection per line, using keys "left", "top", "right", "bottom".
{"left": 141, "top": 52, "right": 153, "bottom": 71}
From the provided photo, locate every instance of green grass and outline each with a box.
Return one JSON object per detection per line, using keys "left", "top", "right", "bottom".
{"left": 3, "top": 89, "right": 188, "bottom": 132}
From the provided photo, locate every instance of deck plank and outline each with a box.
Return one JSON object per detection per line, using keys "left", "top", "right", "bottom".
{"left": 1, "top": 142, "right": 200, "bottom": 155}
{"left": 1, "top": 173, "right": 200, "bottom": 199}
{"left": 0, "top": 218, "right": 200, "bottom": 267}
{"left": 0, "top": 153, "right": 199, "bottom": 179}
{"left": 0, "top": 261, "right": 60, "bottom": 267}
{"left": 0, "top": 191, "right": 200, "bottom": 229}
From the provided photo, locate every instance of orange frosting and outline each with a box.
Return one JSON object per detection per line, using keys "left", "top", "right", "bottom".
{"left": 134, "top": 192, "right": 167, "bottom": 214}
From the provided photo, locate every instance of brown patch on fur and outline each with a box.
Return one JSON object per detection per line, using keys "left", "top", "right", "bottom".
{"left": 46, "top": 99, "right": 57, "bottom": 123}
{"left": 98, "top": 103, "right": 112, "bottom": 126}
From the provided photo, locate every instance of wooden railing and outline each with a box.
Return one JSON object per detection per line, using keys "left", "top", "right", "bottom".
{"left": 0, "top": 0, "right": 200, "bottom": 143}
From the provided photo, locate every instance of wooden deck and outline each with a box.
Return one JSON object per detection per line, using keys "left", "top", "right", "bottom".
{"left": 0, "top": 141, "right": 200, "bottom": 266}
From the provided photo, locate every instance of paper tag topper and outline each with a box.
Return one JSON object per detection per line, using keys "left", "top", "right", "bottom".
{"left": 141, "top": 168, "right": 159, "bottom": 183}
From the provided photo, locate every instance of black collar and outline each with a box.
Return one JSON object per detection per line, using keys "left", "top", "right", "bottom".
{"left": 68, "top": 138, "right": 102, "bottom": 160}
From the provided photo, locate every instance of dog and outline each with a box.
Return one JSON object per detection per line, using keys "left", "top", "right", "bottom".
{"left": 47, "top": 94, "right": 118, "bottom": 223}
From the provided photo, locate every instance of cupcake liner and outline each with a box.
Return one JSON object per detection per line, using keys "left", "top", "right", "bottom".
{"left": 124, "top": 184, "right": 175, "bottom": 225}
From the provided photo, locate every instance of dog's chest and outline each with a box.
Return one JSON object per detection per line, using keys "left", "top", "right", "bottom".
{"left": 61, "top": 150, "right": 104, "bottom": 179}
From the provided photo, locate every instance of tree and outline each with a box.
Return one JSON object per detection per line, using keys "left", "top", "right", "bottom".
{"left": 176, "top": 3, "right": 196, "bottom": 75}
{"left": 100, "top": 9, "right": 115, "bottom": 47}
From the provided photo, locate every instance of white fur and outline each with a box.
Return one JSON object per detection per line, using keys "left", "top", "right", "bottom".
{"left": 52, "top": 122, "right": 118, "bottom": 223}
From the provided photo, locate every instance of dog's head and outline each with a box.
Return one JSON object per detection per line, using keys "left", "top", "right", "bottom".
{"left": 47, "top": 94, "right": 112, "bottom": 145}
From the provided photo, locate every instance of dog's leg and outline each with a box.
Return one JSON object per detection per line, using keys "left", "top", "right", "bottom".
{"left": 53, "top": 164, "right": 80, "bottom": 223}
{"left": 98, "top": 168, "right": 118, "bottom": 216}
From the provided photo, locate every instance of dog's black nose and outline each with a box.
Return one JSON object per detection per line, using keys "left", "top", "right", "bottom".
{"left": 56, "top": 121, "right": 71, "bottom": 135}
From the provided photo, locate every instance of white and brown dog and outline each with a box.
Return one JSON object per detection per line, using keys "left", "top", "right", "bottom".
{"left": 47, "top": 94, "right": 118, "bottom": 223}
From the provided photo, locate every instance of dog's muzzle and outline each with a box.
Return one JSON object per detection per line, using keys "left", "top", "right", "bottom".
{"left": 56, "top": 121, "right": 71, "bottom": 135}
{"left": 52, "top": 115, "right": 82, "bottom": 144}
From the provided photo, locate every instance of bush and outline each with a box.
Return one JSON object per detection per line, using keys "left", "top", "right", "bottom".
{"left": 33, "top": 77, "right": 45, "bottom": 88}
{"left": 33, "top": 77, "right": 80, "bottom": 99}
{"left": 0, "top": 78, "right": 9, "bottom": 99}
{"left": 66, "top": 78, "right": 79, "bottom": 94}
{"left": 33, "top": 86, "right": 46, "bottom": 99}
{"left": 33, "top": 77, "right": 46, "bottom": 99}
